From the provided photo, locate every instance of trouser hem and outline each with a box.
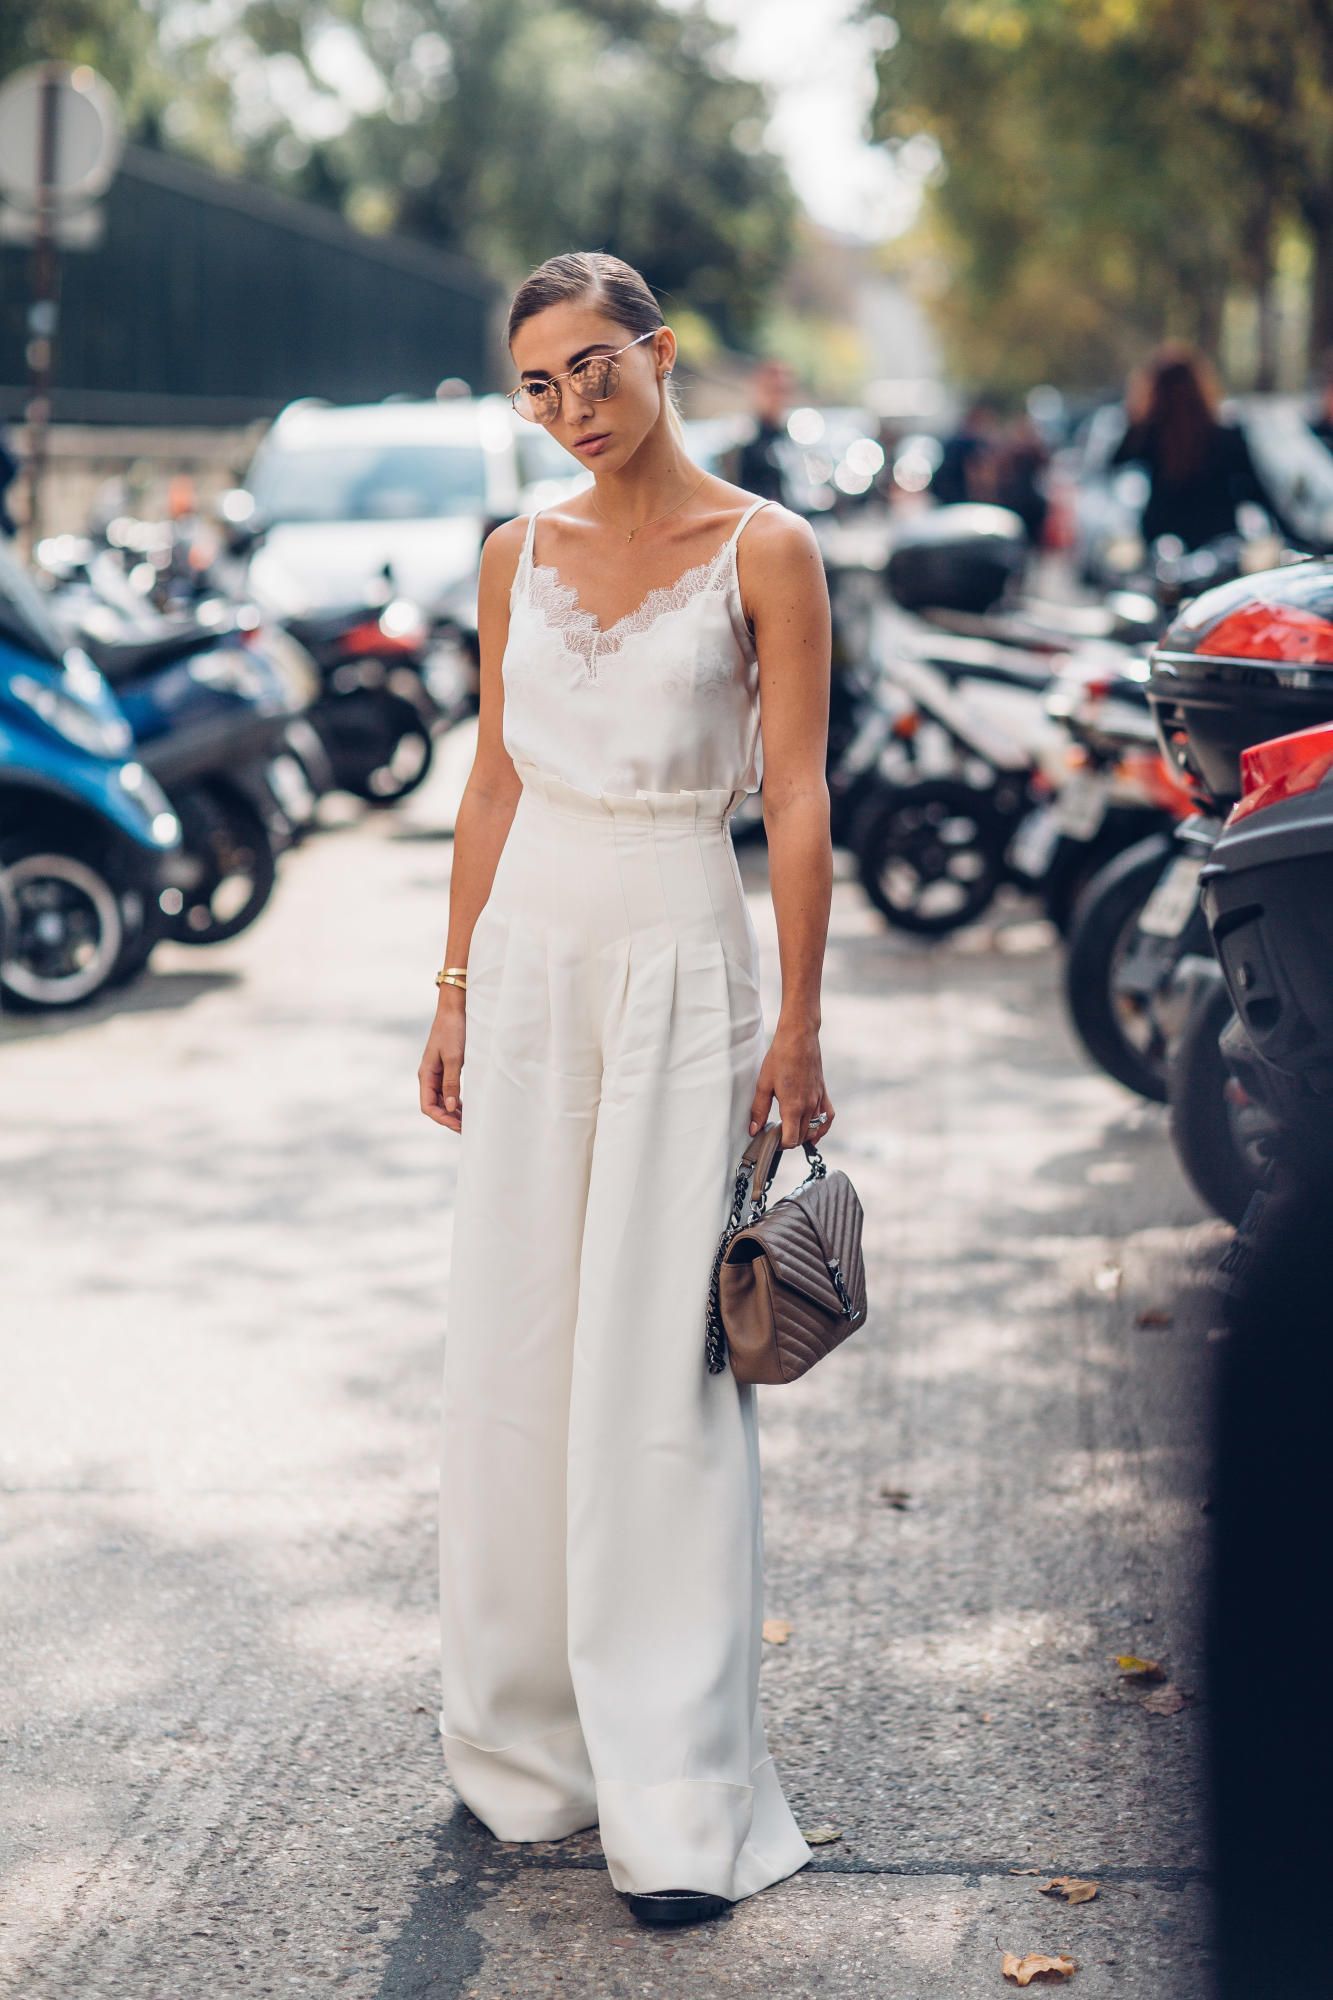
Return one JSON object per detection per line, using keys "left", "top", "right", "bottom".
{"left": 440, "top": 1717, "right": 599, "bottom": 1841}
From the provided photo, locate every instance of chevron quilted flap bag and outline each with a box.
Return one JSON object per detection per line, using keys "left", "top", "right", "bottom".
{"left": 704, "top": 1120, "right": 868, "bottom": 1385}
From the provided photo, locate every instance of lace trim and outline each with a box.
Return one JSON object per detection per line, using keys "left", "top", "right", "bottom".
{"left": 525, "top": 535, "right": 738, "bottom": 680}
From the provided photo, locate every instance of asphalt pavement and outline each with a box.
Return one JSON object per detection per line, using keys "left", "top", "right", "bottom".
{"left": 0, "top": 731, "right": 1223, "bottom": 1998}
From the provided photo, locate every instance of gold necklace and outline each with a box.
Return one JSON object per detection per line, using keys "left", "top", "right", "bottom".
{"left": 592, "top": 472, "right": 709, "bottom": 542}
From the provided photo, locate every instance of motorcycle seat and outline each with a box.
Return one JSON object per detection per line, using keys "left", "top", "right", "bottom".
{"left": 85, "top": 625, "right": 227, "bottom": 685}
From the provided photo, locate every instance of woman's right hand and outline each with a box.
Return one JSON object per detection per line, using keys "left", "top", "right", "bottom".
{"left": 419, "top": 989, "right": 466, "bottom": 1132}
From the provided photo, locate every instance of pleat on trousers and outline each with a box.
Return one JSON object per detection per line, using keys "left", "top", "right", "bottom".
{"left": 438, "top": 755, "right": 814, "bottom": 1901}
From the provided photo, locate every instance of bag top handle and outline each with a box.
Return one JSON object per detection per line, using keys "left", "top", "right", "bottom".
{"left": 739, "top": 1121, "right": 824, "bottom": 1216}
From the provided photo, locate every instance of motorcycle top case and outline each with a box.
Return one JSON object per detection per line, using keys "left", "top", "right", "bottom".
{"left": 1201, "top": 758, "right": 1333, "bottom": 1089}
{"left": 1146, "top": 559, "right": 1333, "bottom": 809}
{"left": 885, "top": 503, "right": 1029, "bottom": 616}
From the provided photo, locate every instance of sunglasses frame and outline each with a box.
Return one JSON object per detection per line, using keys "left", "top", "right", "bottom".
{"left": 507, "top": 329, "right": 659, "bottom": 423}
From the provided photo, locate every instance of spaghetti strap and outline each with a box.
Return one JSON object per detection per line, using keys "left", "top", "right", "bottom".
{"left": 511, "top": 506, "right": 544, "bottom": 605}
{"left": 729, "top": 497, "right": 772, "bottom": 547}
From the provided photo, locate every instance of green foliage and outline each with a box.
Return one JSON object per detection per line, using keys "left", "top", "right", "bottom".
{"left": 0, "top": 0, "right": 796, "bottom": 350}
{"left": 0, "top": 0, "right": 163, "bottom": 116}
{"left": 860, "top": 0, "right": 1332, "bottom": 390}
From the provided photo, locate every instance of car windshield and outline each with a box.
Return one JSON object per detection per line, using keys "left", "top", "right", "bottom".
{"left": 0, "top": 540, "right": 66, "bottom": 664}
{"left": 249, "top": 441, "right": 489, "bottom": 524}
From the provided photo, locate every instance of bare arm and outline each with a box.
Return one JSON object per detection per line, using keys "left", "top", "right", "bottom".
{"left": 418, "top": 516, "right": 526, "bottom": 1132}
{"left": 740, "top": 507, "right": 836, "bottom": 1148}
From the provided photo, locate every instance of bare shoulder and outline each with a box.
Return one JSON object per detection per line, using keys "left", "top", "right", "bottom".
{"left": 734, "top": 500, "right": 826, "bottom": 627}
{"left": 741, "top": 499, "right": 819, "bottom": 560}
{"left": 479, "top": 511, "right": 530, "bottom": 597}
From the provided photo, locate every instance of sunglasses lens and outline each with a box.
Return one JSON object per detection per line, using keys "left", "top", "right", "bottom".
{"left": 571, "top": 358, "right": 616, "bottom": 400}
{"left": 516, "top": 386, "right": 558, "bottom": 421}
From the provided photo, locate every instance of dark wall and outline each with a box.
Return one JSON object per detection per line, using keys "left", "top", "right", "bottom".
{"left": 0, "top": 144, "right": 498, "bottom": 425}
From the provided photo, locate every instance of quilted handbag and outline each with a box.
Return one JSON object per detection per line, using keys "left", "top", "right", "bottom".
{"left": 704, "top": 1120, "right": 868, "bottom": 1384}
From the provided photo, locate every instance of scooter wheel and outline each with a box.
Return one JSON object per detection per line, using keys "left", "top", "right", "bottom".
{"left": 0, "top": 836, "right": 125, "bottom": 1012}
{"left": 854, "top": 777, "right": 1004, "bottom": 936}
{"left": 322, "top": 693, "right": 434, "bottom": 806}
{"left": 165, "top": 782, "right": 277, "bottom": 945}
{"left": 1063, "top": 837, "right": 1173, "bottom": 1102}
{"left": 1168, "top": 977, "right": 1271, "bottom": 1226}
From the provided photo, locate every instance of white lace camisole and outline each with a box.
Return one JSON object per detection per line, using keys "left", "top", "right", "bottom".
{"left": 500, "top": 496, "right": 772, "bottom": 799}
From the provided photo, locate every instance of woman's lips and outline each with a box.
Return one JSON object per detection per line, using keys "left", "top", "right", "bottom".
{"left": 574, "top": 433, "right": 611, "bottom": 454}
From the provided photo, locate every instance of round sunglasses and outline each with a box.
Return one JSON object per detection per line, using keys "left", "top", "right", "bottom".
{"left": 507, "top": 330, "right": 657, "bottom": 424}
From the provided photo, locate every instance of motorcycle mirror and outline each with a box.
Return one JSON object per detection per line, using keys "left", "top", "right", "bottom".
{"left": 217, "top": 490, "right": 267, "bottom": 557}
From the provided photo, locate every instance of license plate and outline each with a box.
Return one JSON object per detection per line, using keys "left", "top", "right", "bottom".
{"left": 1138, "top": 856, "right": 1204, "bottom": 938}
{"left": 1009, "top": 804, "right": 1061, "bottom": 879}
{"left": 1053, "top": 769, "right": 1109, "bottom": 840}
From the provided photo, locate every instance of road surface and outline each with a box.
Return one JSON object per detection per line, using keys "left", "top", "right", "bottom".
{"left": 0, "top": 740, "right": 1222, "bottom": 1997}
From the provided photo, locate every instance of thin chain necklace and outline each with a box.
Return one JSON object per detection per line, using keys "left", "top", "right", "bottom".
{"left": 592, "top": 471, "right": 709, "bottom": 542}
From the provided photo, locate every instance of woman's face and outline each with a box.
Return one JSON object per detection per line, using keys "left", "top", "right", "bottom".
{"left": 510, "top": 303, "right": 673, "bottom": 467}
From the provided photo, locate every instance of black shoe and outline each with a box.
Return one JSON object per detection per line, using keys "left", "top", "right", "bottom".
{"left": 622, "top": 1887, "right": 730, "bottom": 1926}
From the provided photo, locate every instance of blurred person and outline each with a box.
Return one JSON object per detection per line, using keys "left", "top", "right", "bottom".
{"left": 0, "top": 426, "right": 20, "bottom": 539}
{"left": 992, "top": 412, "right": 1051, "bottom": 544}
{"left": 930, "top": 395, "right": 1001, "bottom": 507}
{"left": 417, "top": 251, "right": 833, "bottom": 1929}
{"left": 1109, "top": 342, "right": 1295, "bottom": 549}
{"left": 736, "top": 357, "right": 796, "bottom": 504}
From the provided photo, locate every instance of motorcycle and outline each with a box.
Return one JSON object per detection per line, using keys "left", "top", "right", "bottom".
{"left": 0, "top": 542, "right": 188, "bottom": 1011}
{"left": 1146, "top": 559, "right": 1333, "bottom": 1219}
{"left": 214, "top": 508, "right": 440, "bottom": 807}
{"left": 854, "top": 505, "right": 1171, "bottom": 935}
{"left": 40, "top": 544, "right": 318, "bottom": 948}
{"left": 1058, "top": 537, "right": 1323, "bottom": 1103}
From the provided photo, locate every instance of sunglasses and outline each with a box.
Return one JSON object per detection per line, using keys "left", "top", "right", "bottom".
{"left": 507, "top": 330, "right": 658, "bottom": 424}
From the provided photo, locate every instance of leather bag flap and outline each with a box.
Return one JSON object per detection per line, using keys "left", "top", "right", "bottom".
{"left": 723, "top": 1173, "right": 863, "bottom": 1318}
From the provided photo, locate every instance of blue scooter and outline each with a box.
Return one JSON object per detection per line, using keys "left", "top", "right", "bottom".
{"left": 0, "top": 543, "right": 188, "bottom": 1012}
{"left": 42, "top": 543, "right": 321, "bottom": 946}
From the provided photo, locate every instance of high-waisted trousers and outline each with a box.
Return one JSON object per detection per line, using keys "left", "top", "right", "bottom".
{"left": 438, "top": 757, "right": 813, "bottom": 1902}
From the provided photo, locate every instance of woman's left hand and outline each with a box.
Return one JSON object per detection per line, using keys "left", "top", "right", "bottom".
{"left": 747, "top": 1017, "right": 834, "bottom": 1148}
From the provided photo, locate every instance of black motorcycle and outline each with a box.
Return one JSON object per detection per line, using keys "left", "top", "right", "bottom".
{"left": 1145, "top": 559, "right": 1333, "bottom": 1219}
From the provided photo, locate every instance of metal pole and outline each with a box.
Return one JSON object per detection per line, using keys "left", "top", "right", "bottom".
{"left": 23, "top": 64, "right": 61, "bottom": 553}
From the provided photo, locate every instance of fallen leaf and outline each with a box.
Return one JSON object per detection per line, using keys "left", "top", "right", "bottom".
{"left": 1142, "top": 1683, "right": 1190, "bottom": 1716}
{"left": 1002, "top": 1951, "right": 1078, "bottom": 1985}
{"left": 801, "top": 1824, "right": 841, "bottom": 1845}
{"left": 1135, "top": 1308, "right": 1174, "bottom": 1328}
{"left": 762, "top": 1618, "right": 791, "bottom": 1644}
{"left": 1038, "top": 1877, "right": 1098, "bottom": 1904}
{"left": 1009, "top": 1868, "right": 1045, "bottom": 1876}
{"left": 1114, "top": 1654, "right": 1165, "bottom": 1682}
{"left": 879, "top": 1486, "right": 914, "bottom": 1509}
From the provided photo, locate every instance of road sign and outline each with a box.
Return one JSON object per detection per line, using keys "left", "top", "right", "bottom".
{"left": 0, "top": 64, "right": 122, "bottom": 549}
{"left": 0, "top": 62, "right": 123, "bottom": 212}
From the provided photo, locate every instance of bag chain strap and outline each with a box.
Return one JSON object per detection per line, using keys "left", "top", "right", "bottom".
{"left": 704, "top": 1140, "right": 830, "bottom": 1374}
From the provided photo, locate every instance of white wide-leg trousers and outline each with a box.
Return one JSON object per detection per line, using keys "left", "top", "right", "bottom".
{"left": 438, "top": 758, "right": 813, "bottom": 1902}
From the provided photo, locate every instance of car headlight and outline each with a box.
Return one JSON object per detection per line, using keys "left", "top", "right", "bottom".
{"left": 8, "top": 671, "right": 133, "bottom": 758}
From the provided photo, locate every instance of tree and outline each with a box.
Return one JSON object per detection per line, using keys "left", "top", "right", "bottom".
{"left": 149, "top": 0, "right": 797, "bottom": 348}
{"left": 859, "top": 0, "right": 1325, "bottom": 391}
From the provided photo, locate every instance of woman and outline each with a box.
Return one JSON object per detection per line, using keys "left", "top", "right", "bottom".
{"left": 1110, "top": 343, "right": 1294, "bottom": 551}
{"left": 417, "top": 252, "right": 834, "bottom": 1928}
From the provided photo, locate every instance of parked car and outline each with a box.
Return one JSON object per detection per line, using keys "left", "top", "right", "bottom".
{"left": 237, "top": 394, "right": 526, "bottom": 619}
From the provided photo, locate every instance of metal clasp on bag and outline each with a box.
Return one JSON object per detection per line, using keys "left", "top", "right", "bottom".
{"left": 825, "top": 1255, "right": 856, "bottom": 1319}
